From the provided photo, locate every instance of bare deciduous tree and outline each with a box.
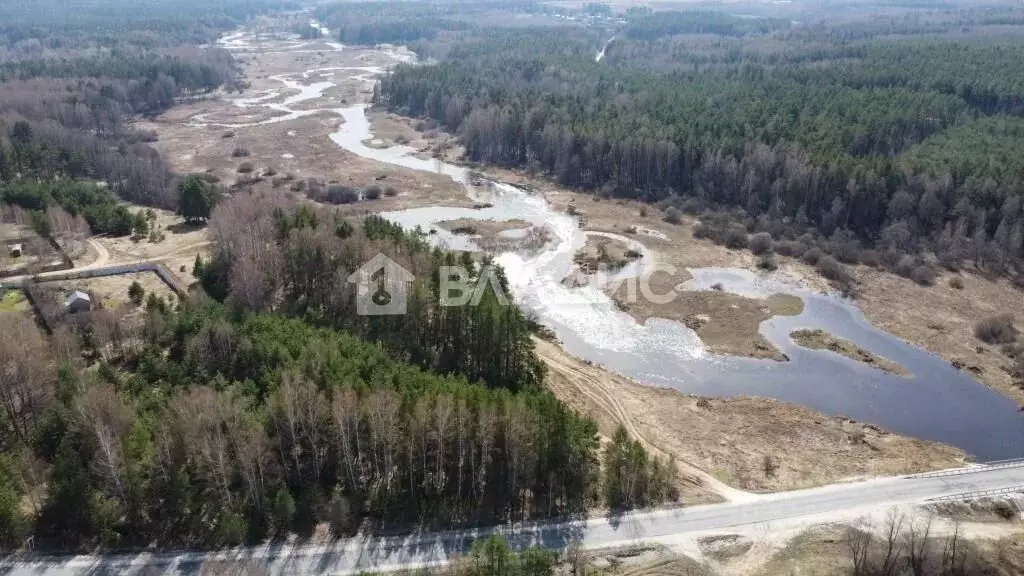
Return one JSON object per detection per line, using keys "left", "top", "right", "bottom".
{"left": 270, "top": 373, "right": 328, "bottom": 487}
{"left": 76, "top": 383, "right": 133, "bottom": 506}
{"left": 847, "top": 521, "right": 873, "bottom": 576}
{"left": 173, "top": 387, "right": 235, "bottom": 507}
{"left": 0, "top": 313, "right": 55, "bottom": 444}
{"left": 905, "top": 513, "right": 934, "bottom": 576}
{"left": 331, "top": 388, "right": 362, "bottom": 496}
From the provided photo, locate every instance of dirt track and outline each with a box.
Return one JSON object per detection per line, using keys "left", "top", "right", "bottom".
{"left": 536, "top": 338, "right": 966, "bottom": 494}
{"left": 538, "top": 337, "right": 741, "bottom": 504}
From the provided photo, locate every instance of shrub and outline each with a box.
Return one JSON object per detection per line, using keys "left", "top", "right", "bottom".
{"left": 774, "top": 240, "right": 804, "bottom": 258}
{"left": 912, "top": 265, "right": 936, "bottom": 286}
{"left": 263, "top": 167, "right": 277, "bottom": 177}
{"left": 880, "top": 249, "right": 903, "bottom": 270}
{"left": 326, "top": 185, "right": 359, "bottom": 204}
{"left": 949, "top": 276, "right": 964, "bottom": 290}
{"left": 757, "top": 253, "right": 778, "bottom": 271}
{"left": 692, "top": 222, "right": 715, "bottom": 240}
{"left": 974, "top": 315, "right": 1018, "bottom": 344}
{"left": 638, "top": 207, "right": 648, "bottom": 218}
{"left": 232, "top": 146, "right": 250, "bottom": 157}
{"left": 801, "top": 247, "right": 824, "bottom": 266}
{"left": 816, "top": 255, "right": 848, "bottom": 282}
{"left": 748, "top": 232, "right": 774, "bottom": 255}
{"left": 237, "top": 162, "right": 254, "bottom": 174}
{"left": 363, "top": 185, "right": 382, "bottom": 200}
{"left": 938, "top": 251, "right": 963, "bottom": 272}
{"left": 895, "top": 255, "right": 917, "bottom": 278}
{"left": 859, "top": 249, "right": 881, "bottom": 268}
{"left": 831, "top": 237, "right": 861, "bottom": 265}
{"left": 384, "top": 186, "right": 398, "bottom": 197}
{"left": 723, "top": 226, "right": 748, "bottom": 249}
{"left": 663, "top": 207, "right": 682, "bottom": 225}
{"left": 993, "top": 501, "right": 1018, "bottom": 520}
{"left": 680, "top": 198, "right": 704, "bottom": 214}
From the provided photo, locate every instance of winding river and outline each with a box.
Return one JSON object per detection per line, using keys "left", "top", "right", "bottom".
{"left": 210, "top": 28, "right": 1024, "bottom": 461}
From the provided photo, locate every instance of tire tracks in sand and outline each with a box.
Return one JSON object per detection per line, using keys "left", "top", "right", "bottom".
{"left": 535, "top": 337, "right": 755, "bottom": 503}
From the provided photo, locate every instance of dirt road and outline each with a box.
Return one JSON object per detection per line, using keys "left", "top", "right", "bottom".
{"left": 538, "top": 337, "right": 752, "bottom": 503}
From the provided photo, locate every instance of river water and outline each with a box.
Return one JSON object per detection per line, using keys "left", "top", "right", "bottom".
{"left": 211, "top": 29, "right": 1024, "bottom": 461}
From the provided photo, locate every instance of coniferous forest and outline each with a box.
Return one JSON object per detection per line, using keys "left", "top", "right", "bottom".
{"left": 373, "top": 3, "right": 1024, "bottom": 283}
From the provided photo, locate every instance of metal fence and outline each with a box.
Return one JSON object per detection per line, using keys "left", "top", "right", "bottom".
{"left": 927, "top": 486, "right": 1024, "bottom": 502}
{"left": 903, "top": 458, "right": 1024, "bottom": 480}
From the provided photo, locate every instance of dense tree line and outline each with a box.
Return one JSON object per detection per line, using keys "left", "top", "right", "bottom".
{"left": 314, "top": 1, "right": 567, "bottom": 57}
{"left": 0, "top": 50, "right": 240, "bottom": 104}
{"left": 376, "top": 8, "right": 1024, "bottom": 278}
{"left": 0, "top": 0, "right": 296, "bottom": 54}
{"left": 623, "top": 10, "right": 791, "bottom": 39}
{"left": 338, "top": 20, "right": 471, "bottom": 46}
{"left": 0, "top": 180, "right": 142, "bottom": 237}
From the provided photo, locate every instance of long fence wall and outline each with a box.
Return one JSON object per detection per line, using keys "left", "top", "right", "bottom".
{"left": 12, "top": 261, "right": 190, "bottom": 333}
{"left": 34, "top": 261, "right": 190, "bottom": 294}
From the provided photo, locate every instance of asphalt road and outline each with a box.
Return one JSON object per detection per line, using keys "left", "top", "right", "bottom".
{"left": 3, "top": 463, "right": 1023, "bottom": 576}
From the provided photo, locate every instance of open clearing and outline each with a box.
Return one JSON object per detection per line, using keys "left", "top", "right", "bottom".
{"left": 536, "top": 338, "right": 966, "bottom": 494}
{"left": 49, "top": 271, "right": 174, "bottom": 310}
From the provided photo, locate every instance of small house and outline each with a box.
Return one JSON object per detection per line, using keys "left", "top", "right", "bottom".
{"left": 65, "top": 290, "right": 92, "bottom": 313}
{"left": 8, "top": 244, "right": 22, "bottom": 258}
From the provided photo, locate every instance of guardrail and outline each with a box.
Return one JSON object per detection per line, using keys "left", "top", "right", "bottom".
{"left": 904, "top": 458, "right": 1024, "bottom": 480}
{"left": 927, "top": 485, "right": 1024, "bottom": 502}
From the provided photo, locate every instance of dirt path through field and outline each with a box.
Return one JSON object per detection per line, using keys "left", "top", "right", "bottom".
{"left": 538, "top": 338, "right": 756, "bottom": 503}
{"left": 536, "top": 338, "right": 967, "bottom": 495}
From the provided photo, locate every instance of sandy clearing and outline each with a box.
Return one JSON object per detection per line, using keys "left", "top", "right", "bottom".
{"left": 536, "top": 338, "right": 967, "bottom": 495}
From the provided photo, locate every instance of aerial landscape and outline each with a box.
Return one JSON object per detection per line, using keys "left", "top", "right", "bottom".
{"left": 0, "top": 0, "right": 1023, "bottom": 573}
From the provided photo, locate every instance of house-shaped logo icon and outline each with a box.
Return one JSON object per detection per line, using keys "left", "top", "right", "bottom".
{"left": 347, "top": 253, "right": 415, "bottom": 315}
